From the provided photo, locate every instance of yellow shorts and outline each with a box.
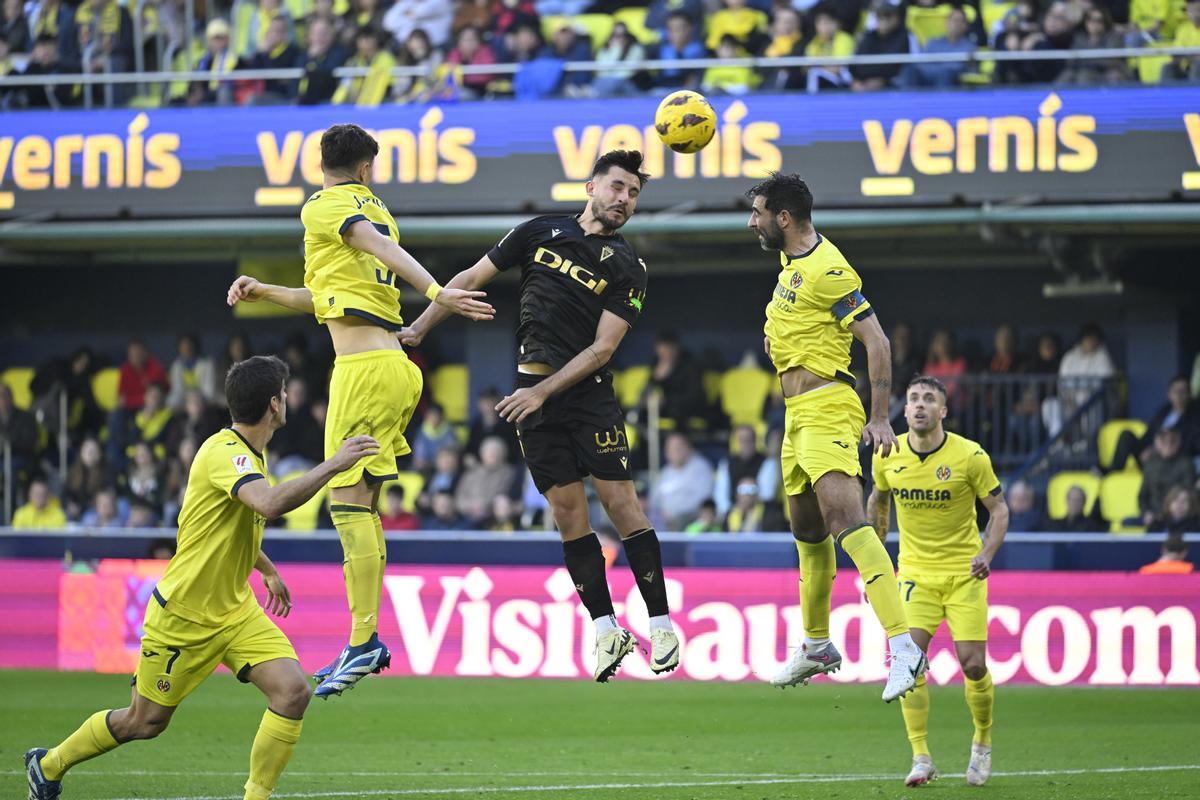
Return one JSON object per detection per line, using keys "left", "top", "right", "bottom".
{"left": 780, "top": 382, "right": 866, "bottom": 496}
{"left": 898, "top": 572, "right": 989, "bottom": 641}
{"left": 134, "top": 600, "right": 296, "bottom": 707}
{"left": 326, "top": 349, "right": 423, "bottom": 490}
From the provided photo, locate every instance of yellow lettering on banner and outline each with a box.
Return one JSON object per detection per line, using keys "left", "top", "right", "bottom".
{"left": 53, "top": 135, "right": 83, "bottom": 189}
{"left": 83, "top": 134, "right": 124, "bottom": 189}
{"left": 1182, "top": 113, "right": 1200, "bottom": 164}
{"left": 13, "top": 136, "right": 52, "bottom": 190}
{"left": 553, "top": 126, "right": 602, "bottom": 181}
{"left": 989, "top": 116, "right": 1034, "bottom": 173}
{"left": 673, "top": 150, "right": 696, "bottom": 179}
{"left": 910, "top": 119, "right": 954, "bottom": 175}
{"left": 743, "top": 122, "right": 781, "bottom": 177}
{"left": 955, "top": 117, "right": 987, "bottom": 173}
{"left": 862, "top": 119, "right": 911, "bottom": 175}
{"left": 257, "top": 131, "right": 303, "bottom": 185}
{"left": 376, "top": 129, "right": 417, "bottom": 184}
{"left": 599, "top": 124, "right": 642, "bottom": 156}
{"left": 419, "top": 109, "right": 442, "bottom": 183}
{"left": 1057, "top": 117, "right": 1096, "bottom": 172}
{"left": 126, "top": 113, "right": 149, "bottom": 188}
{"left": 300, "top": 130, "right": 323, "bottom": 186}
{"left": 0, "top": 137, "right": 12, "bottom": 184}
{"left": 145, "top": 133, "right": 181, "bottom": 188}
{"left": 721, "top": 102, "right": 746, "bottom": 177}
{"left": 437, "top": 128, "right": 476, "bottom": 184}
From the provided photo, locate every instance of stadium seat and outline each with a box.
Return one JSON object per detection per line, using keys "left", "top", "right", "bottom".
{"left": 703, "top": 370, "right": 722, "bottom": 406}
{"left": 379, "top": 471, "right": 425, "bottom": 514}
{"left": 91, "top": 368, "right": 120, "bottom": 413}
{"left": 719, "top": 367, "right": 773, "bottom": 427}
{"left": 906, "top": 4, "right": 978, "bottom": 45}
{"left": 614, "top": 7, "right": 661, "bottom": 44}
{"left": 1046, "top": 471, "right": 1100, "bottom": 519}
{"left": 1099, "top": 472, "right": 1145, "bottom": 534}
{"left": 1136, "top": 42, "right": 1173, "bottom": 84}
{"left": 430, "top": 364, "right": 469, "bottom": 423}
{"left": 1097, "top": 419, "right": 1147, "bottom": 471}
{"left": 613, "top": 365, "right": 651, "bottom": 410}
{"left": 980, "top": 0, "right": 1014, "bottom": 38}
{"left": 282, "top": 471, "right": 326, "bottom": 531}
{"left": 1, "top": 367, "right": 34, "bottom": 410}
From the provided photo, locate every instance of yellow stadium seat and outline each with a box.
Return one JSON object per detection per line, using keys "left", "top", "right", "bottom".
{"left": 613, "top": 365, "right": 651, "bottom": 410}
{"left": 614, "top": 6, "right": 660, "bottom": 44}
{"left": 379, "top": 471, "right": 425, "bottom": 514}
{"left": 1046, "top": 471, "right": 1100, "bottom": 519}
{"left": 1097, "top": 419, "right": 1147, "bottom": 471}
{"left": 282, "top": 472, "right": 327, "bottom": 531}
{"left": 92, "top": 368, "right": 120, "bottom": 413}
{"left": 980, "top": 0, "right": 1013, "bottom": 37}
{"left": 2, "top": 367, "right": 34, "bottom": 410}
{"left": 1136, "top": 42, "right": 1173, "bottom": 84}
{"left": 703, "top": 370, "right": 722, "bottom": 406}
{"left": 430, "top": 364, "right": 469, "bottom": 423}
{"left": 719, "top": 367, "right": 773, "bottom": 427}
{"left": 1099, "top": 472, "right": 1145, "bottom": 534}
{"left": 906, "top": 4, "right": 978, "bottom": 45}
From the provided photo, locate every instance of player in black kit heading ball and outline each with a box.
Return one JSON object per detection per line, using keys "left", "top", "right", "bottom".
{"left": 402, "top": 151, "right": 678, "bottom": 682}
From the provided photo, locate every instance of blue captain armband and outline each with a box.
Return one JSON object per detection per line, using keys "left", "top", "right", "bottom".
{"left": 831, "top": 291, "right": 873, "bottom": 326}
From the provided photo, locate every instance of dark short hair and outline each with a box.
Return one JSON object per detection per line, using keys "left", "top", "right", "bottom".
{"left": 906, "top": 374, "right": 948, "bottom": 402}
{"left": 321, "top": 124, "right": 379, "bottom": 173}
{"left": 225, "top": 355, "right": 290, "bottom": 423}
{"left": 591, "top": 150, "right": 650, "bottom": 187}
{"left": 665, "top": 10, "right": 693, "bottom": 25}
{"left": 356, "top": 25, "right": 383, "bottom": 44}
{"left": 746, "top": 172, "right": 814, "bottom": 223}
{"left": 1080, "top": 322, "right": 1104, "bottom": 341}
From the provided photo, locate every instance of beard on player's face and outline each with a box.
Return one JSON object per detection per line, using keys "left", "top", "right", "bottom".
{"left": 756, "top": 218, "right": 785, "bottom": 251}
{"left": 590, "top": 197, "right": 629, "bottom": 231}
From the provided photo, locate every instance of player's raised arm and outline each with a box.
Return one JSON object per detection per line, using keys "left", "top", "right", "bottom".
{"left": 496, "top": 310, "right": 630, "bottom": 424}
{"left": 850, "top": 313, "right": 899, "bottom": 457}
{"left": 341, "top": 221, "right": 495, "bottom": 322}
{"left": 400, "top": 254, "right": 503, "bottom": 347}
{"left": 227, "top": 275, "right": 315, "bottom": 314}
{"left": 236, "top": 435, "right": 380, "bottom": 520}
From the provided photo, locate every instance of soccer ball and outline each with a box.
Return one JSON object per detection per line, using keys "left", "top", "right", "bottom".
{"left": 654, "top": 91, "right": 717, "bottom": 154}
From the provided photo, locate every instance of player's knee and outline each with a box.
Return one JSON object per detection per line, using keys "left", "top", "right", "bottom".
{"left": 790, "top": 524, "right": 825, "bottom": 544}
{"left": 274, "top": 679, "right": 312, "bottom": 718}
{"left": 960, "top": 657, "right": 987, "bottom": 681}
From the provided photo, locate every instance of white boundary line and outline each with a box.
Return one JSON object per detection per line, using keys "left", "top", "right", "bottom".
{"left": 82, "top": 764, "right": 1199, "bottom": 800}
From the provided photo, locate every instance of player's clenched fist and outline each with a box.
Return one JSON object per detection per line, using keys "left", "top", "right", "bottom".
{"left": 434, "top": 287, "right": 496, "bottom": 322}
{"left": 227, "top": 275, "right": 263, "bottom": 306}
{"left": 330, "top": 435, "right": 380, "bottom": 470}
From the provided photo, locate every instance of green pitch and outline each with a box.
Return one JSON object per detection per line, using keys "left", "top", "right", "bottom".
{"left": 2, "top": 670, "right": 1196, "bottom": 800}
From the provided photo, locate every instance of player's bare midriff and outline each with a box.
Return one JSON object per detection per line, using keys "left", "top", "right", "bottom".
{"left": 780, "top": 365, "right": 835, "bottom": 398}
{"left": 327, "top": 315, "right": 403, "bottom": 357}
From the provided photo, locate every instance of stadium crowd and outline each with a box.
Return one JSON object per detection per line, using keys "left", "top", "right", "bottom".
{"left": 4, "top": 324, "right": 1199, "bottom": 542}
{"left": 1, "top": 0, "right": 1197, "bottom": 108}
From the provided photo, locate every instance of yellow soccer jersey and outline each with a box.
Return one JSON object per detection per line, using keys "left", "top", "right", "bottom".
{"left": 300, "top": 181, "right": 404, "bottom": 331}
{"left": 764, "top": 235, "right": 874, "bottom": 385}
{"left": 872, "top": 431, "right": 1002, "bottom": 576}
{"left": 153, "top": 428, "right": 269, "bottom": 627}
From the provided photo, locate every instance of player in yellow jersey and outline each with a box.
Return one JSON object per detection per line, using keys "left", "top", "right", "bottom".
{"left": 745, "top": 173, "right": 927, "bottom": 702}
{"left": 25, "top": 356, "right": 379, "bottom": 800}
{"left": 867, "top": 375, "right": 1009, "bottom": 788}
{"left": 226, "top": 124, "right": 494, "bottom": 697}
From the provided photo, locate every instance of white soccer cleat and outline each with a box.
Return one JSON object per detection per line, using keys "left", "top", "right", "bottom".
{"left": 905, "top": 755, "right": 938, "bottom": 787}
{"left": 882, "top": 644, "right": 928, "bottom": 702}
{"left": 649, "top": 629, "right": 680, "bottom": 674}
{"left": 770, "top": 642, "right": 843, "bottom": 687}
{"left": 593, "top": 628, "right": 636, "bottom": 683}
{"left": 966, "top": 743, "right": 992, "bottom": 786}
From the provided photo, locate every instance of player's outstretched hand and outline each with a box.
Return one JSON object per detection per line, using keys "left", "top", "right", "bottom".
{"left": 227, "top": 275, "right": 263, "bottom": 306}
{"left": 435, "top": 287, "right": 495, "bottom": 322}
{"left": 863, "top": 419, "right": 899, "bottom": 458}
{"left": 970, "top": 554, "right": 991, "bottom": 580}
{"left": 398, "top": 326, "right": 425, "bottom": 348}
{"left": 496, "top": 386, "right": 546, "bottom": 424}
{"left": 330, "top": 435, "right": 380, "bottom": 471}
{"left": 262, "top": 571, "right": 293, "bottom": 617}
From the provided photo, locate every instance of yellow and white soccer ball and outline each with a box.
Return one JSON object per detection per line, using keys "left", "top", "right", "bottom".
{"left": 653, "top": 90, "right": 717, "bottom": 154}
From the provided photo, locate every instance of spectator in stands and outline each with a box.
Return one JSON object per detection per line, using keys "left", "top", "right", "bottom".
{"left": 411, "top": 404, "right": 459, "bottom": 472}
{"left": 486, "top": 494, "right": 520, "bottom": 531}
{"left": 13, "top": 34, "right": 75, "bottom": 109}
{"left": 166, "top": 334, "right": 217, "bottom": 410}
{"left": 381, "top": 485, "right": 422, "bottom": 530}
{"left": 388, "top": 1, "right": 454, "bottom": 50}
{"left": 653, "top": 11, "right": 705, "bottom": 89}
{"left": 242, "top": 0, "right": 292, "bottom": 58}
{"left": 714, "top": 424, "right": 765, "bottom": 516}
{"left": 2, "top": 0, "right": 29, "bottom": 52}
{"left": 535, "top": 0, "right": 590, "bottom": 15}
{"left": 901, "top": 6, "right": 975, "bottom": 87}
{"left": 757, "top": 427, "right": 783, "bottom": 501}
{"left": 455, "top": 436, "right": 518, "bottom": 523}
{"left": 82, "top": 487, "right": 124, "bottom": 528}
{"left": 1059, "top": 322, "right": 1115, "bottom": 408}
{"left": 189, "top": 18, "right": 243, "bottom": 106}
{"left": 1162, "top": 485, "right": 1200, "bottom": 535}
{"left": 64, "top": 437, "right": 116, "bottom": 519}
{"left": 165, "top": 388, "right": 222, "bottom": 457}
{"left": 126, "top": 441, "right": 164, "bottom": 509}
{"left": 499, "top": 19, "right": 545, "bottom": 63}
{"left": 446, "top": 25, "right": 499, "bottom": 98}
{"left": 707, "top": 0, "right": 768, "bottom": 54}
{"left": 424, "top": 445, "right": 462, "bottom": 504}
{"left": 394, "top": 27, "right": 445, "bottom": 100}
{"left": 267, "top": 376, "right": 324, "bottom": 475}
{"left": 1008, "top": 384, "right": 1045, "bottom": 452}
{"left": 1167, "top": 0, "right": 1200, "bottom": 80}
{"left": 127, "top": 498, "right": 158, "bottom": 529}
{"left": 547, "top": 22, "right": 593, "bottom": 93}
{"left": 1129, "top": 0, "right": 1179, "bottom": 42}
{"left": 1062, "top": 7, "right": 1128, "bottom": 83}
{"left": 333, "top": 26, "right": 396, "bottom": 105}
{"left": 802, "top": 6, "right": 854, "bottom": 91}
{"left": 650, "top": 432, "right": 714, "bottom": 529}
{"left": 757, "top": 6, "right": 802, "bottom": 90}
{"left": 647, "top": 0, "right": 706, "bottom": 35}
{"left": 341, "top": 0, "right": 389, "bottom": 49}
{"left": 467, "top": 388, "right": 521, "bottom": 463}
{"left": 128, "top": 382, "right": 172, "bottom": 459}
{"left": 1006, "top": 479, "right": 1043, "bottom": 531}
{"left": 726, "top": 476, "right": 764, "bottom": 532}
{"left": 0, "top": 382, "right": 39, "bottom": 482}
{"left": 298, "top": 15, "right": 348, "bottom": 104}
{"left": 889, "top": 322, "right": 921, "bottom": 400}
{"left": 590, "top": 22, "right": 645, "bottom": 97}
{"left": 27, "top": 0, "right": 73, "bottom": 55}
{"left": 12, "top": 478, "right": 67, "bottom": 530}
{"left": 163, "top": 435, "right": 197, "bottom": 524}
{"left": 1030, "top": 331, "right": 1062, "bottom": 374}
{"left": 117, "top": 340, "right": 166, "bottom": 412}
{"left": 1138, "top": 533, "right": 1194, "bottom": 574}
{"left": 923, "top": 329, "right": 966, "bottom": 404}
{"left": 0, "top": 38, "right": 12, "bottom": 106}
{"left": 492, "top": 0, "right": 537, "bottom": 38}
{"left": 1141, "top": 427, "right": 1197, "bottom": 527}
{"left": 75, "top": 0, "right": 135, "bottom": 76}
{"left": 1046, "top": 485, "right": 1105, "bottom": 531}
{"left": 1111, "top": 376, "right": 1200, "bottom": 472}
{"left": 216, "top": 333, "right": 253, "bottom": 400}
{"left": 850, "top": 3, "right": 911, "bottom": 91}
{"left": 1000, "top": 1, "right": 1073, "bottom": 84}
{"left": 424, "top": 489, "right": 468, "bottom": 529}
{"left": 685, "top": 499, "right": 723, "bottom": 533}
{"left": 249, "top": 15, "right": 302, "bottom": 101}
{"left": 645, "top": 331, "right": 708, "bottom": 428}
{"left": 453, "top": 0, "right": 493, "bottom": 35}
{"left": 987, "top": 324, "right": 1024, "bottom": 375}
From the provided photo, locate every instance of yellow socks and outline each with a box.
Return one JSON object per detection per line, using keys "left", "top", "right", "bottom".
{"left": 837, "top": 525, "right": 908, "bottom": 638}
{"left": 899, "top": 675, "right": 931, "bottom": 758}
{"left": 964, "top": 671, "right": 995, "bottom": 746}
{"left": 244, "top": 709, "right": 303, "bottom": 800}
{"left": 331, "top": 504, "right": 383, "bottom": 647}
{"left": 41, "top": 710, "right": 120, "bottom": 780}
{"left": 372, "top": 510, "right": 387, "bottom": 624}
{"left": 795, "top": 538, "right": 836, "bottom": 640}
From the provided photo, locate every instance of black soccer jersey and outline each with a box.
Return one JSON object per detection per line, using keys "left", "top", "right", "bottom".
{"left": 487, "top": 214, "right": 648, "bottom": 369}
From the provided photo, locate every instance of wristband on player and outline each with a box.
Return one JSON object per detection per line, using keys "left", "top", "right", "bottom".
{"left": 425, "top": 281, "right": 443, "bottom": 302}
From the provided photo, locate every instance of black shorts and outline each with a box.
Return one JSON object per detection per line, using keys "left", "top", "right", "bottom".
{"left": 515, "top": 370, "right": 632, "bottom": 493}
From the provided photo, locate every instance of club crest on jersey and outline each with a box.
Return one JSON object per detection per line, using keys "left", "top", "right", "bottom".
{"left": 600, "top": 245, "right": 614, "bottom": 262}
{"left": 157, "top": 679, "right": 171, "bottom": 693}
{"left": 232, "top": 454, "right": 253, "bottom": 474}
{"left": 936, "top": 465, "right": 952, "bottom": 481}
{"left": 789, "top": 271, "right": 803, "bottom": 289}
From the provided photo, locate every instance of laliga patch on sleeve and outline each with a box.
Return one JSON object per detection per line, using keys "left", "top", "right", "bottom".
{"left": 231, "top": 454, "right": 254, "bottom": 474}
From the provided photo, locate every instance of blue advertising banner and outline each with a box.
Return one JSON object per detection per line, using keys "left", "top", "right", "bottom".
{"left": 1, "top": 87, "right": 1197, "bottom": 219}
